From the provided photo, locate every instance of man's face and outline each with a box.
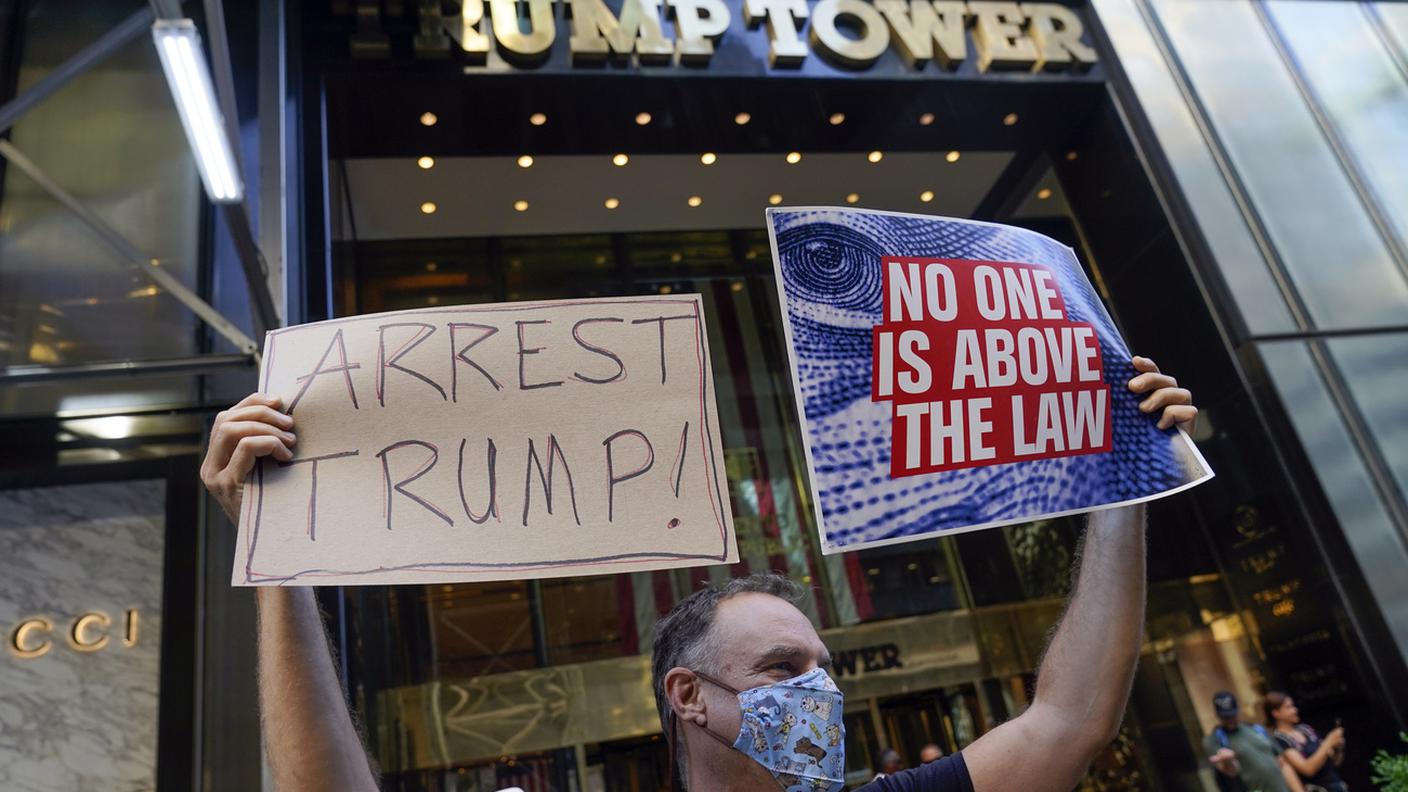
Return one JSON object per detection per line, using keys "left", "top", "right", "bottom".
{"left": 699, "top": 592, "right": 832, "bottom": 744}
{"left": 1218, "top": 715, "right": 1240, "bottom": 731}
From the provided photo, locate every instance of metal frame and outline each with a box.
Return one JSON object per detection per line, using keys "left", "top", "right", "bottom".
{"left": 0, "top": 354, "right": 253, "bottom": 385}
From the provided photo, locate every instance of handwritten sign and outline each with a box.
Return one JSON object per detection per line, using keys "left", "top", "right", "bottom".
{"left": 232, "top": 295, "right": 737, "bottom": 586}
{"left": 767, "top": 207, "right": 1212, "bottom": 553}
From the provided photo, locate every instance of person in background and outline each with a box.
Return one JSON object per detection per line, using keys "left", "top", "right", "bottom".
{"left": 874, "top": 749, "right": 905, "bottom": 780}
{"left": 1204, "top": 691, "right": 1298, "bottom": 792}
{"left": 920, "top": 744, "right": 945, "bottom": 764}
{"left": 1266, "top": 691, "right": 1347, "bottom": 792}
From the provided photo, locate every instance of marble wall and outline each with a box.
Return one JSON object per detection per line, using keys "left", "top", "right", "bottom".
{"left": 0, "top": 480, "right": 165, "bottom": 792}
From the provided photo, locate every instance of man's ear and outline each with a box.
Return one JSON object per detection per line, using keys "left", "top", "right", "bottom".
{"left": 664, "top": 667, "right": 708, "bottom": 727}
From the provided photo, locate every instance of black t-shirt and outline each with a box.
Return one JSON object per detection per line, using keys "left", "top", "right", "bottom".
{"left": 1274, "top": 725, "right": 1344, "bottom": 788}
{"left": 855, "top": 752, "right": 974, "bottom": 792}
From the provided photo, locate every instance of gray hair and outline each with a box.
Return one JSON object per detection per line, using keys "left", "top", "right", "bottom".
{"left": 650, "top": 573, "right": 805, "bottom": 780}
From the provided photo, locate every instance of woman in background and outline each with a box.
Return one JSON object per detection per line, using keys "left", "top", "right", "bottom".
{"left": 1265, "top": 691, "right": 1347, "bottom": 792}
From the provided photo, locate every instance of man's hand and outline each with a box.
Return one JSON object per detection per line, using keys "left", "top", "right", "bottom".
{"left": 1129, "top": 355, "right": 1197, "bottom": 431}
{"left": 1210, "top": 748, "right": 1240, "bottom": 777}
{"left": 199, "top": 393, "right": 296, "bottom": 523}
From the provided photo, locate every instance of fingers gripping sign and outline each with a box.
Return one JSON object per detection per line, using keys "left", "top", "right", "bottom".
{"left": 200, "top": 393, "right": 297, "bottom": 523}
{"left": 1127, "top": 355, "right": 1199, "bottom": 432}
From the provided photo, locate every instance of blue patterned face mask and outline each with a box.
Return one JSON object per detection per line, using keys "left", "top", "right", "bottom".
{"left": 694, "top": 667, "right": 847, "bottom": 792}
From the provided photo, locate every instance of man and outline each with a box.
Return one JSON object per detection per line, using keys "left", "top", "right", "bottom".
{"left": 200, "top": 356, "right": 1196, "bottom": 791}
{"left": 1203, "top": 691, "right": 1296, "bottom": 792}
{"left": 920, "top": 744, "right": 945, "bottom": 764}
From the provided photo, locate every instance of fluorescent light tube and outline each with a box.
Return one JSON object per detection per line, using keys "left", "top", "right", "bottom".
{"left": 151, "top": 19, "right": 243, "bottom": 203}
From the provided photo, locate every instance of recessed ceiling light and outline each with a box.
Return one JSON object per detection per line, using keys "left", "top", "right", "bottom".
{"left": 829, "top": 112, "right": 845, "bottom": 125}
{"left": 529, "top": 112, "right": 547, "bottom": 126}
{"left": 786, "top": 151, "right": 802, "bottom": 164}
{"left": 670, "top": 252, "right": 683, "bottom": 263}
{"left": 687, "top": 195, "right": 702, "bottom": 207}
{"left": 1003, "top": 113, "right": 1019, "bottom": 126}
{"left": 659, "top": 284, "right": 674, "bottom": 293}
{"left": 426, "top": 261, "right": 439, "bottom": 271}
{"left": 594, "top": 254, "right": 608, "bottom": 265}
{"left": 419, "top": 112, "right": 438, "bottom": 127}
{"left": 731, "top": 281, "right": 744, "bottom": 292}
{"left": 700, "top": 152, "right": 717, "bottom": 165}
{"left": 635, "top": 112, "right": 652, "bottom": 126}
{"left": 612, "top": 153, "right": 629, "bottom": 167}
{"left": 946, "top": 150, "right": 960, "bottom": 163}
{"left": 427, "top": 295, "right": 439, "bottom": 304}
{"left": 769, "top": 193, "right": 783, "bottom": 205}
{"left": 517, "top": 155, "right": 534, "bottom": 168}
{"left": 513, "top": 199, "right": 529, "bottom": 211}
{"left": 735, "top": 112, "right": 751, "bottom": 125}
{"left": 920, "top": 190, "right": 934, "bottom": 202}
{"left": 867, "top": 150, "right": 883, "bottom": 163}
{"left": 1036, "top": 188, "right": 1053, "bottom": 200}
{"left": 420, "top": 201, "right": 437, "bottom": 214}
{"left": 745, "top": 250, "right": 758, "bottom": 260}
{"left": 919, "top": 112, "right": 935, "bottom": 126}
{"left": 417, "top": 156, "right": 434, "bottom": 170}
{"left": 1066, "top": 150, "right": 1079, "bottom": 161}
{"left": 604, "top": 197, "right": 620, "bottom": 209}
{"left": 845, "top": 193, "right": 859, "bottom": 204}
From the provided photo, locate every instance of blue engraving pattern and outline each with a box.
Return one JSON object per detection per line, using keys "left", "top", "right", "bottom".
{"left": 767, "top": 208, "right": 1212, "bottom": 551}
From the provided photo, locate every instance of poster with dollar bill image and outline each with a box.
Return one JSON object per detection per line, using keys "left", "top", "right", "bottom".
{"left": 231, "top": 294, "right": 737, "bottom": 586}
{"left": 765, "top": 207, "right": 1214, "bottom": 553}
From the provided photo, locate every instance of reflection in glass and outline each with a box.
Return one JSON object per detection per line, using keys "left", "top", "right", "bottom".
{"left": 1268, "top": 1, "right": 1408, "bottom": 256}
{"left": 1328, "top": 333, "right": 1408, "bottom": 501}
{"left": 1154, "top": 0, "right": 1408, "bottom": 328}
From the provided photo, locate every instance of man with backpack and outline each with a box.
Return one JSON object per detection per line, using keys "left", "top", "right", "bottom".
{"left": 1204, "top": 691, "right": 1300, "bottom": 792}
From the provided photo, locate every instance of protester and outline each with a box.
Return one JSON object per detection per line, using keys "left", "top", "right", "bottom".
{"left": 920, "top": 744, "right": 945, "bottom": 764}
{"left": 1266, "top": 691, "right": 1347, "bottom": 792}
{"left": 199, "top": 356, "right": 1197, "bottom": 792}
{"left": 1204, "top": 691, "right": 1300, "bottom": 792}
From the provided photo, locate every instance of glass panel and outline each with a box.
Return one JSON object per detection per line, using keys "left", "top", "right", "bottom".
{"left": 1154, "top": 0, "right": 1408, "bottom": 329}
{"left": 1269, "top": 1, "right": 1408, "bottom": 254}
{"left": 0, "top": 4, "right": 203, "bottom": 414}
{"left": 1327, "top": 332, "right": 1408, "bottom": 502}
{"left": 1377, "top": 3, "right": 1408, "bottom": 63}
{"left": 1257, "top": 339, "right": 1408, "bottom": 662}
{"left": 1087, "top": 0, "right": 1297, "bottom": 336}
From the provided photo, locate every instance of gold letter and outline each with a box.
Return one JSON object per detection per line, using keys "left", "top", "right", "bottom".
{"left": 969, "top": 1, "right": 1038, "bottom": 71}
{"left": 489, "top": 0, "right": 556, "bottom": 61}
{"left": 446, "top": 0, "right": 491, "bottom": 61}
{"left": 667, "top": 0, "right": 732, "bottom": 63}
{"left": 123, "top": 609, "right": 140, "bottom": 648}
{"left": 743, "top": 0, "right": 809, "bottom": 67}
{"left": 811, "top": 0, "right": 890, "bottom": 69}
{"left": 10, "top": 618, "right": 52, "bottom": 659}
{"left": 69, "top": 612, "right": 110, "bottom": 653}
{"left": 874, "top": 0, "right": 966, "bottom": 69}
{"left": 1023, "top": 3, "right": 1095, "bottom": 71}
{"left": 567, "top": 0, "right": 673, "bottom": 63}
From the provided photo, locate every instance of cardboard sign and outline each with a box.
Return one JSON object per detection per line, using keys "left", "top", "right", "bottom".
{"left": 232, "top": 295, "right": 737, "bottom": 586}
{"left": 766, "top": 207, "right": 1213, "bottom": 553}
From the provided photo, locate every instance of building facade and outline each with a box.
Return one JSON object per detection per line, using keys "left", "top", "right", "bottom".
{"left": 0, "top": 1, "right": 1405, "bottom": 790}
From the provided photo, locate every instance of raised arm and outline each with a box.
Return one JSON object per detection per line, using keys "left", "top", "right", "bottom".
{"left": 1281, "top": 728, "right": 1344, "bottom": 778}
{"left": 964, "top": 357, "right": 1196, "bottom": 792}
{"left": 201, "top": 394, "right": 380, "bottom": 792}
